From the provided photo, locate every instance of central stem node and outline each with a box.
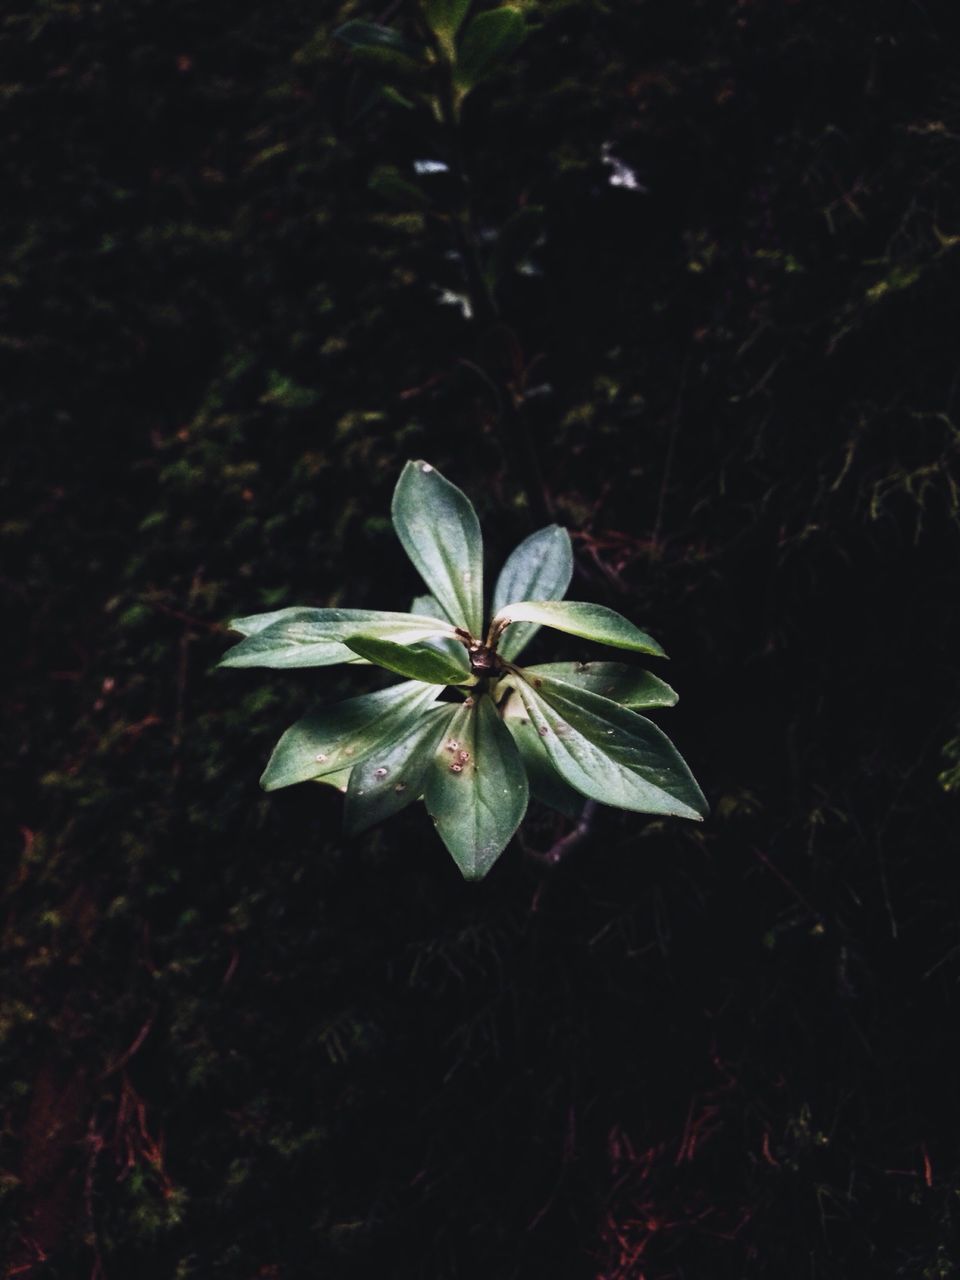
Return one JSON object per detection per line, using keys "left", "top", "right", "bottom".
{"left": 468, "top": 643, "right": 501, "bottom": 677}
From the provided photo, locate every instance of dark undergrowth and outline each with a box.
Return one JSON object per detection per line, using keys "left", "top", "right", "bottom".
{"left": 2, "top": 1, "right": 960, "bottom": 1276}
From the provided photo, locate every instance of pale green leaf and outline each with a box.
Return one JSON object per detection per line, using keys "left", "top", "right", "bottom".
{"left": 391, "top": 460, "right": 484, "bottom": 635}
{"left": 513, "top": 674, "right": 707, "bottom": 820}
{"left": 423, "top": 694, "right": 528, "bottom": 879}
{"left": 220, "top": 608, "right": 456, "bottom": 669}
{"left": 410, "top": 593, "right": 447, "bottom": 619}
{"left": 344, "top": 704, "right": 457, "bottom": 834}
{"left": 522, "top": 662, "right": 677, "bottom": 708}
{"left": 260, "top": 681, "right": 440, "bottom": 791}
{"left": 345, "top": 633, "right": 474, "bottom": 685}
{"left": 229, "top": 605, "right": 315, "bottom": 637}
{"left": 311, "top": 766, "right": 353, "bottom": 793}
{"left": 493, "top": 600, "right": 666, "bottom": 657}
{"left": 492, "top": 525, "right": 573, "bottom": 661}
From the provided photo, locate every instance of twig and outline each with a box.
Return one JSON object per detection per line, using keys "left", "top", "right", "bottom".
{"left": 529, "top": 801, "right": 597, "bottom": 867}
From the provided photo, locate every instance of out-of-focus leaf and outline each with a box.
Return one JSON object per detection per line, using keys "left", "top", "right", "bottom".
{"left": 391, "top": 460, "right": 484, "bottom": 636}
{"left": 334, "top": 20, "right": 428, "bottom": 63}
{"left": 454, "top": 7, "right": 526, "bottom": 93}
{"left": 493, "top": 600, "right": 665, "bottom": 657}
{"left": 423, "top": 694, "right": 528, "bottom": 879}
{"left": 422, "top": 0, "right": 472, "bottom": 42}
{"left": 492, "top": 524, "right": 573, "bottom": 661}
{"left": 368, "top": 165, "right": 431, "bottom": 209}
{"left": 261, "top": 682, "right": 440, "bottom": 791}
{"left": 344, "top": 704, "right": 457, "bottom": 834}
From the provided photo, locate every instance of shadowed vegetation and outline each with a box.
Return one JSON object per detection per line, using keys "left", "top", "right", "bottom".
{"left": 2, "top": 1, "right": 959, "bottom": 1276}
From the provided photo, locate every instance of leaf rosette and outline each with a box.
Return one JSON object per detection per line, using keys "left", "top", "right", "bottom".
{"left": 220, "top": 460, "right": 707, "bottom": 879}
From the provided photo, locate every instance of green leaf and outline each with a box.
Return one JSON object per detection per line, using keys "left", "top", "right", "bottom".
{"left": 220, "top": 608, "right": 456, "bottom": 669}
{"left": 391, "top": 460, "right": 484, "bottom": 636}
{"left": 493, "top": 600, "right": 666, "bottom": 657}
{"left": 454, "top": 7, "right": 526, "bottom": 92}
{"left": 422, "top": 0, "right": 471, "bottom": 41}
{"left": 334, "top": 20, "right": 427, "bottom": 63}
{"left": 311, "top": 766, "right": 353, "bottom": 793}
{"left": 345, "top": 633, "right": 474, "bottom": 685}
{"left": 512, "top": 674, "right": 707, "bottom": 820}
{"left": 344, "top": 704, "right": 457, "bottom": 834}
{"left": 229, "top": 606, "right": 314, "bottom": 637}
{"left": 492, "top": 525, "right": 573, "bottom": 661}
{"left": 368, "top": 165, "right": 431, "bottom": 210}
{"left": 502, "top": 692, "right": 585, "bottom": 819}
{"left": 260, "top": 682, "right": 440, "bottom": 791}
{"left": 521, "top": 662, "right": 677, "bottom": 708}
{"left": 410, "top": 593, "right": 446, "bottom": 619}
{"left": 423, "top": 694, "right": 528, "bottom": 879}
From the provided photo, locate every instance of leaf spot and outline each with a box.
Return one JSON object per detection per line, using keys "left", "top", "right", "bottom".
{"left": 394, "top": 782, "right": 407, "bottom": 793}
{"left": 457, "top": 750, "right": 470, "bottom": 763}
{"left": 420, "top": 462, "right": 434, "bottom": 472}
{"left": 314, "top": 753, "right": 328, "bottom": 763}
{"left": 450, "top": 763, "right": 463, "bottom": 773}
{"left": 345, "top": 746, "right": 356, "bottom": 756}
{"left": 538, "top": 726, "right": 550, "bottom": 736}
{"left": 446, "top": 739, "right": 460, "bottom": 752}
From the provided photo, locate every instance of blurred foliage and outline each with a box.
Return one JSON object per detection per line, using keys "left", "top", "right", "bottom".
{"left": 2, "top": 0, "right": 960, "bottom": 1276}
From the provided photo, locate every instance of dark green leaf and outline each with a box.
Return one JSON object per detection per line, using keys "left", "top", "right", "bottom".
{"left": 260, "top": 682, "right": 440, "bottom": 791}
{"left": 423, "top": 694, "right": 529, "bottom": 879}
{"left": 422, "top": 0, "right": 472, "bottom": 41}
{"left": 493, "top": 600, "right": 666, "bottom": 657}
{"left": 391, "top": 460, "right": 484, "bottom": 636}
{"left": 220, "top": 608, "right": 456, "bottom": 669}
{"left": 492, "top": 524, "right": 573, "bottom": 661}
{"left": 334, "top": 20, "right": 427, "bottom": 62}
{"left": 513, "top": 674, "right": 707, "bottom": 820}
{"left": 345, "top": 633, "right": 473, "bottom": 684}
{"left": 344, "top": 704, "right": 457, "bottom": 834}
{"left": 502, "top": 691, "right": 585, "bottom": 818}
{"left": 368, "top": 165, "right": 431, "bottom": 210}
{"left": 454, "top": 7, "right": 526, "bottom": 92}
{"left": 521, "top": 662, "right": 677, "bottom": 708}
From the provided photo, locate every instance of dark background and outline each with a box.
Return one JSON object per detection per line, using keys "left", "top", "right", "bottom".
{"left": 3, "top": 1, "right": 960, "bottom": 1276}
